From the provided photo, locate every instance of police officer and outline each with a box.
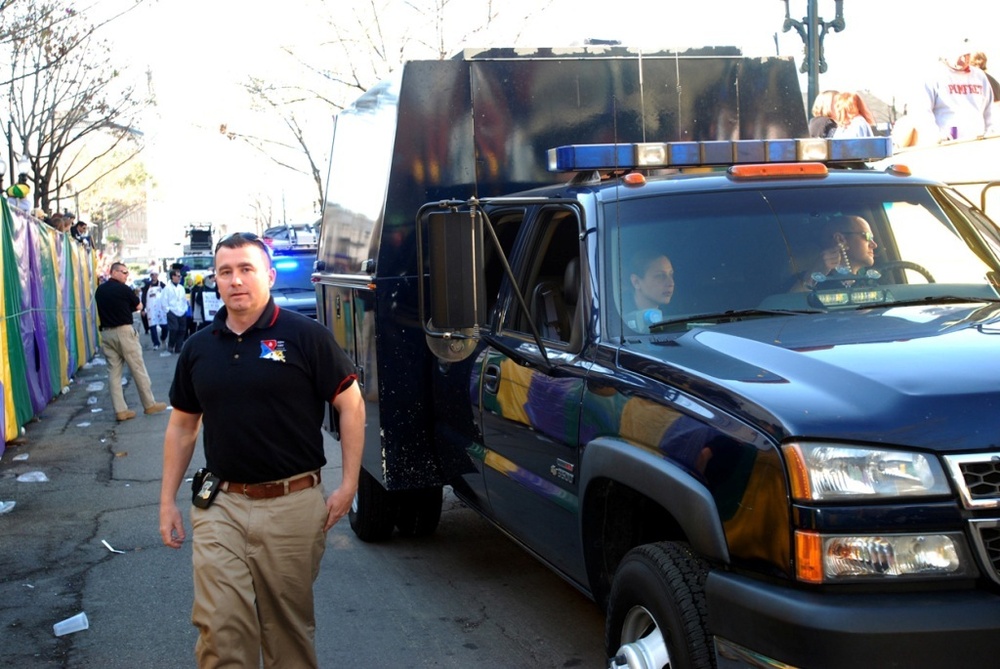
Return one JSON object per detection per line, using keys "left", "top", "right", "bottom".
{"left": 158, "top": 233, "right": 364, "bottom": 668}
{"left": 94, "top": 262, "right": 167, "bottom": 421}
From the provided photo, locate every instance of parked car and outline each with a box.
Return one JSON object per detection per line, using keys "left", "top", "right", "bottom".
{"left": 271, "top": 251, "right": 317, "bottom": 318}
{"left": 262, "top": 223, "right": 318, "bottom": 251}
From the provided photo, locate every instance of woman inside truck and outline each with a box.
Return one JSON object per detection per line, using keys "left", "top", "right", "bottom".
{"left": 624, "top": 248, "right": 676, "bottom": 332}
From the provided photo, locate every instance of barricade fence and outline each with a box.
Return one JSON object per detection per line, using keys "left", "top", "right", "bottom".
{"left": 1, "top": 200, "right": 100, "bottom": 451}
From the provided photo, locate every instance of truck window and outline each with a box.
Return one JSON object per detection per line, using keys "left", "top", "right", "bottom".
{"left": 882, "top": 200, "right": 993, "bottom": 283}
{"left": 607, "top": 190, "right": 789, "bottom": 336}
{"left": 505, "top": 208, "right": 582, "bottom": 348}
{"left": 606, "top": 184, "right": 1000, "bottom": 336}
{"left": 483, "top": 211, "right": 525, "bottom": 316}
{"left": 177, "top": 256, "right": 214, "bottom": 271}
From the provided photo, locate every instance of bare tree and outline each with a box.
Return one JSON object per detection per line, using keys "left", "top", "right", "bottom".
{"left": 3, "top": 0, "right": 151, "bottom": 214}
{"left": 80, "top": 153, "right": 150, "bottom": 251}
{"left": 231, "top": 0, "right": 549, "bottom": 213}
{"left": 226, "top": 81, "right": 328, "bottom": 214}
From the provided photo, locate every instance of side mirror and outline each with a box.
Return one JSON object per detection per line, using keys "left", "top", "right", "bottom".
{"left": 427, "top": 210, "right": 486, "bottom": 330}
{"left": 416, "top": 208, "right": 486, "bottom": 363}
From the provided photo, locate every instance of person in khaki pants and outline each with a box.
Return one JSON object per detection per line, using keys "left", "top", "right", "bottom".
{"left": 158, "top": 233, "right": 364, "bottom": 668}
{"left": 94, "top": 262, "right": 168, "bottom": 421}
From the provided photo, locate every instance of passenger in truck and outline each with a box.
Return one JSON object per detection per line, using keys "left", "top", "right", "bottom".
{"left": 624, "top": 249, "right": 675, "bottom": 332}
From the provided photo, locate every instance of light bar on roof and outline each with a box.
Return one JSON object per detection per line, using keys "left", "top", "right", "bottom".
{"left": 547, "top": 144, "right": 633, "bottom": 170}
{"left": 547, "top": 137, "right": 893, "bottom": 172}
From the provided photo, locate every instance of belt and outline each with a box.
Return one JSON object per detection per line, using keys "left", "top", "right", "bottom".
{"left": 100, "top": 324, "right": 131, "bottom": 330}
{"left": 221, "top": 471, "right": 321, "bottom": 499}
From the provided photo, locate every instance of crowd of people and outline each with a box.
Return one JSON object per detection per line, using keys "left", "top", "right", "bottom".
{"left": 14, "top": 202, "right": 95, "bottom": 249}
{"left": 809, "top": 42, "right": 997, "bottom": 148}
{"left": 134, "top": 264, "right": 220, "bottom": 353}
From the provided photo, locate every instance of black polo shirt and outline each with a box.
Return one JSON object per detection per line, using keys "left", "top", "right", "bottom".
{"left": 95, "top": 279, "right": 139, "bottom": 328}
{"left": 169, "top": 298, "right": 357, "bottom": 483}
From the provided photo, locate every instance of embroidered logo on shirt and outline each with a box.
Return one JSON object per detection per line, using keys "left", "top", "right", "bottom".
{"left": 259, "top": 339, "right": 287, "bottom": 362}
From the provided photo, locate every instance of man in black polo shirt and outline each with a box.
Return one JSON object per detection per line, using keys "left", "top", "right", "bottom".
{"left": 94, "top": 262, "right": 168, "bottom": 421}
{"left": 158, "top": 233, "right": 364, "bottom": 668}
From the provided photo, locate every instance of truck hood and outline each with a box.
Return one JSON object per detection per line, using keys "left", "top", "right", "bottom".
{"left": 625, "top": 302, "right": 1000, "bottom": 452}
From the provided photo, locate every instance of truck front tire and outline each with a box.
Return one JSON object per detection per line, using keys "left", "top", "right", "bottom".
{"left": 606, "top": 542, "right": 714, "bottom": 669}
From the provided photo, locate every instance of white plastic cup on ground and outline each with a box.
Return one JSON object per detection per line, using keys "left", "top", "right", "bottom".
{"left": 53, "top": 612, "right": 89, "bottom": 636}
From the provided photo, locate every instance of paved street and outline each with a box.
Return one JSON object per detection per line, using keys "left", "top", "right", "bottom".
{"left": 0, "top": 323, "right": 605, "bottom": 668}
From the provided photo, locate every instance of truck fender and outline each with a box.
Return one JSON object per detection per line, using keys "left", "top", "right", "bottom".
{"left": 580, "top": 437, "right": 730, "bottom": 563}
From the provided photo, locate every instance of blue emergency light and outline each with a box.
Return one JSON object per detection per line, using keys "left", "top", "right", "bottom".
{"left": 547, "top": 137, "right": 893, "bottom": 172}
{"left": 274, "top": 259, "right": 299, "bottom": 272}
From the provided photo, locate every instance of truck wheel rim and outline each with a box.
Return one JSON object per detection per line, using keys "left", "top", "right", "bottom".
{"left": 614, "top": 605, "right": 670, "bottom": 669}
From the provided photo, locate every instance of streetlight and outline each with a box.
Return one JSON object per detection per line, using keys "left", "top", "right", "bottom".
{"left": 781, "top": 0, "right": 846, "bottom": 107}
{"left": 0, "top": 159, "right": 6, "bottom": 190}
{"left": 16, "top": 154, "right": 30, "bottom": 186}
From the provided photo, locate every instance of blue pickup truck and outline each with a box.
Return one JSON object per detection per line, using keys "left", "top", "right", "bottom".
{"left": 315, "top": 49, "right": 1000, "bottom": 669}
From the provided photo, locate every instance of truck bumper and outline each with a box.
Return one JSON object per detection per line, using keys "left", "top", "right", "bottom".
{"left": 707, "top": 571, "right": 1000, "bottom": 669}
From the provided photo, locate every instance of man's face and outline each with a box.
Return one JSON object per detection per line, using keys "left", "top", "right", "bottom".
{"left": 214, "top": 244, "right": 275, "bottom": 317}
{"left": 170, "top": 273, "right": 181, "bottom": 283}
{"left": 838, "top": 216, "right": 878, "bottom": 268}
{"left": 110, "top": 266, "right": 129, "bottom": 284}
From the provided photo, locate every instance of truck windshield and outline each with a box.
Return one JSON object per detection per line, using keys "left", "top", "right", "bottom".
{"left": 178, "top": 256, "right": 214, "bottom": 271}
{"left": 607, "top": 184, "right": 1000, "bottom": 335}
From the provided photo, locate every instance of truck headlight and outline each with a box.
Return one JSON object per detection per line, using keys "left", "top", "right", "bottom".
{"left": 795, "top": 531, "right": 973, "bottom": 583}
{"left": 783, "top": 442, "right": 951, "bottom": 501}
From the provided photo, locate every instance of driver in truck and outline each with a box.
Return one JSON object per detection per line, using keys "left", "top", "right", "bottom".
{"left": 791, "top": 215, "right": 879, "bottom": 291}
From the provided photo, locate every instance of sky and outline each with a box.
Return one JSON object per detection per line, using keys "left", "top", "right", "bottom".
{"left": 101, "top": 0, "right": 1000, "bottom": 255}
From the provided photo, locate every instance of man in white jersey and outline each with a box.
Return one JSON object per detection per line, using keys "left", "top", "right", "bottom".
{"left": 915, "top": 41, "right": 995, "bottom": 143}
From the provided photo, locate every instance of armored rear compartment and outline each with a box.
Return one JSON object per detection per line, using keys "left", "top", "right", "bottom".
{"left": 315, "top": 47, "right": 808, "bottom": 492}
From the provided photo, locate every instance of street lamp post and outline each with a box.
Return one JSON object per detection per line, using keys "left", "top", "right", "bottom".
{"left": 0, "top": 159, "right": 6, "bottom": 191}
{"left": 781, "top": 0, "right": 846, "bottom": 106}
{"left": 16, "top": 153, "right": 31, "bottom": 199}
{"left": 6, "top": 121, "right": 13, "bottom": 185}
{"left": 17, "top": 154, "right": 30, "bottom": 178}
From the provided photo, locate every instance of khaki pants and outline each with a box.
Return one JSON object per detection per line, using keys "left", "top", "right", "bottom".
{"left": 190, "top": 483, "right": 327, "bottom": 669}
{"left": 100, "top": 325, "right": 156, "bottom": 413}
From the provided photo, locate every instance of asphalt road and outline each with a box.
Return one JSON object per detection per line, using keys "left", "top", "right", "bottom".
{"left": 0, "top": 323, "right": 606, "bottom": 668}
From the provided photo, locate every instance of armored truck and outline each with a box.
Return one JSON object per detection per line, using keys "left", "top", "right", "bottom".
{"left": 314, "top": 48, "right": 1000, "bottom": 668}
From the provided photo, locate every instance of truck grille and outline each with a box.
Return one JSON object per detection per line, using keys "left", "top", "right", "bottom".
{"left": 943, "top": 454, "right": 1000, "bottom": 587}
{"left": 943, "top": 453, "right": 1000, "bottom": 509}
{"left": 962, "top": 460, "right": 1000, "bottom": 499}
{"left": 970, "top": 520, "right": 1000, "bottom": 587}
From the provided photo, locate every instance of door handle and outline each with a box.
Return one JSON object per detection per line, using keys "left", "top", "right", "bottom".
{"left": 483, "top": 362, "right": 501, "bottom": 395}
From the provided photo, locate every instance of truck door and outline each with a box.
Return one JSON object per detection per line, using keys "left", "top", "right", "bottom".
{"left": 477, "top": 207, "right": 589, "bottom": 584}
